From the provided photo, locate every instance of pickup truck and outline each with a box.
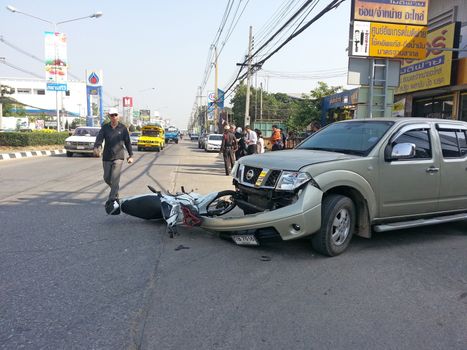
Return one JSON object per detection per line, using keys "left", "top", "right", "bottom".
{"left": 165, "top": 126, "right": 179, "bottom": 144}
{"left": 204, "top": 118, "right": 467, "bottom": 256}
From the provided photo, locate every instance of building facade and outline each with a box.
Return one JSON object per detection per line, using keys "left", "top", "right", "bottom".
{"left": 0, "top": 77, "right": 87, "bottom": 127}
{"left": 395, "top": 0, "right": 467, "bottom": 120}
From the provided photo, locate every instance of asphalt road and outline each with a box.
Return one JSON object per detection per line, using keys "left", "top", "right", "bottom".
{"left": 0, "top": 139, "right": 466, "bottom": 350}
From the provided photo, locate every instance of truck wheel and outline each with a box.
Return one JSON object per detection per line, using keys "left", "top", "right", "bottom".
{"left": 66, "top": 151, "right": 73, "bottom": 157}
{"left": 311, "top": 194, "right": 355, "bottom": 257}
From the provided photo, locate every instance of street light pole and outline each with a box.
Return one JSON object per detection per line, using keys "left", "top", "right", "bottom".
{"left": 6, "top": 5, "right": 102, "bottom": 132}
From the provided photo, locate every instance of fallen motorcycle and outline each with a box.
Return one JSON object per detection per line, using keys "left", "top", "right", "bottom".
{"left": 112, "top": 185, "right": 238, "bottom": 237}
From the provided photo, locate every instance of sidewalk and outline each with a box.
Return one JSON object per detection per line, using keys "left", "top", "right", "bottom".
{"left": 0, "top": 147, "right": 65, "bottom": 161}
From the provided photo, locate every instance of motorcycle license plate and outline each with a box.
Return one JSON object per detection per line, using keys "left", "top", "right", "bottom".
{"left": 231, "top": 234, "right": 259, "bottom": 246}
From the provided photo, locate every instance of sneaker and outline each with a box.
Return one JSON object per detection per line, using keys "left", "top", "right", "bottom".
{"left": 105, "top": 199, "right": 121, "bottom": 215}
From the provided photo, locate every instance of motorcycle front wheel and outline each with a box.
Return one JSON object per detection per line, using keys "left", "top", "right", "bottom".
{"left": 205, "top": 190, "right": 238, "bottom": 217}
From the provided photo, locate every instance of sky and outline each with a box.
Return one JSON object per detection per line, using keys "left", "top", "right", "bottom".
{"left": 0, "top": 0, "right": 352, "bottom": 128}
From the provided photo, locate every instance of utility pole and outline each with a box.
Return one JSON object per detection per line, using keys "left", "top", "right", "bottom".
{"left": 260, "top": 82, "right": 263, "bottom": 120}
{"left": 214, "top": 45, "right": 219, "bottom": 132}
{"left": 197, "top": 86, "right": 203, "bottom": 132}
{"left": 244, "top": 26, "right": 253, "bottom": 127}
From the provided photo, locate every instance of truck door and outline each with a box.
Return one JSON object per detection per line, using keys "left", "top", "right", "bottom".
{"left": 379, "top": 124, "right": 440, "bottom": 218}
{"left": 436, "top": 124, "right": 467, "bottom": 211}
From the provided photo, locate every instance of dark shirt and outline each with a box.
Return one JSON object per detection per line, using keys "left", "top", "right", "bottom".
{"left": 220, "top": 131, "right": 237, "bottom": 152}
{"left": 94, "top": 122, "right": 133, "bottom": 161}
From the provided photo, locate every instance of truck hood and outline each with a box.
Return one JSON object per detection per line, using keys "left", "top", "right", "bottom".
{"left": 237, "top": 149, "right": 357, "bottom": 171}
{"left": 65, "top": 135, "right": 96, "bottom": 143}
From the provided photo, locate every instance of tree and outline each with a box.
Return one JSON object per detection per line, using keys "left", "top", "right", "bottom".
{"left": 286, "top": 82, "right": 342, "bottom": 132}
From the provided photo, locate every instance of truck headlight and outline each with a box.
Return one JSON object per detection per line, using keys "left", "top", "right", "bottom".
{"left": 66, "top": 141, "right": 72, "bottom": 146}
{"left": 231, "top": 163, "right": 239, "bottom": 179}
{"left": 276, "top": 171, "right": 312, "bottom": 191}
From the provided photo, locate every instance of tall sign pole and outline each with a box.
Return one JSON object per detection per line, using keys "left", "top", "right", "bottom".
{"left": 244, "top": 26, "right": 253, "bottom": 127}
{"left": 214, "top": 46, "right": 219, "bottom": 132}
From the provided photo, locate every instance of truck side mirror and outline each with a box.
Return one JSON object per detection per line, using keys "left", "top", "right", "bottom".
{"left": 385, "top": 142, "right": 416, "bottom": 161}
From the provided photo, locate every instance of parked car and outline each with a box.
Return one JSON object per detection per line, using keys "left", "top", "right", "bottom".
{"left": 205, "top": 118, "right": 467, "bottom": 256}
{"left": 204, "top": 134, "right": 223, "bottom": 152}
{"left": 64, "top": 126, "right": 101, "bottom": 157}
{"left": 130, "top": 131, "right": 141, "bottom": 145}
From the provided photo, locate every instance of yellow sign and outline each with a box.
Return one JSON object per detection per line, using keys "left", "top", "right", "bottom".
{"left": 352, "top": 21, "right": 427, "bottom": 59}
{"left": 396, "top": 23, "right": 455, "bottom": 94}
{"left": 353, "top": 0, "right": 429, "bottom": 26}
{"left": 370, "top": 22, "right": 427, "bottom": 59}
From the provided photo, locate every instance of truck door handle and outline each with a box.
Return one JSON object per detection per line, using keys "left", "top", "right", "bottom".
{"left": 426, "top": 167, "right": 439, "bottom": 173}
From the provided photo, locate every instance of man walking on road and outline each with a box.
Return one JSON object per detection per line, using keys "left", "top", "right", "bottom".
{"left": 220, "top": 124, "right": 237, "bottom": 176}
{"left": 93, "top": 107, "right": 134, "bottom": 213}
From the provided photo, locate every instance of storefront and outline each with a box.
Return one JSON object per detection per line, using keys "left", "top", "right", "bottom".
{"left": 395, "top": 9, "right": 467, "bottom": 121}
{"left": 321, "top": 88, "right": 359, "bottom": 125}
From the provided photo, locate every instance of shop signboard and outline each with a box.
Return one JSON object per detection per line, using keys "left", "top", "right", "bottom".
{"left": 352, "top": 0, "right": 429, "bottom": 26}
{"left": 351, "top": 21, "right": 427, "bottom": 59}
{"left": 396, "top": 22, "right": 457, "bottom": 94}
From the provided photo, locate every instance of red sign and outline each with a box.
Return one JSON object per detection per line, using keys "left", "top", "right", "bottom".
{"left": 122, "top": 96, "right": 133, "bottom": 107}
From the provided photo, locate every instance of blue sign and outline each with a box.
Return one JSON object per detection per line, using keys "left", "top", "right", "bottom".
{"left": 47, "top": 83, "right": 68, "bottom": 91}
{"left": 217, "top": 89, "right": 224, "bottom": 109}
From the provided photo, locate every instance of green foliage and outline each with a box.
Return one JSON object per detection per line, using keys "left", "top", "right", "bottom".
{"left": 0, "top": 131, "right": 69, "bottom": 147}
{"left": 286, "top": 82, "right": 342, "bottom": 132}
{"left": 230, "top": 84, "right": 296, "bottom": 127}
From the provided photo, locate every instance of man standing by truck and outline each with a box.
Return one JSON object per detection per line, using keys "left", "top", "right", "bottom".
{"left": 219, "top": 124, "right": 237, "bottom": 176}
{"left": 93, "top": 108, "right": 133, "bottom": 214}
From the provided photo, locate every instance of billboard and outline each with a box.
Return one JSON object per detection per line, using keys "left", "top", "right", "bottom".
{"left": 396, "top": 22, "right": 458, "bottom": 94}
{"left": 351, "top": 21, "right": 427, "bottom": 59}
{"left": 44, "top": 32, "right": 68, "bottom": 91}
{"left": 352, "top": 0, "right": 429, "bottom": 26}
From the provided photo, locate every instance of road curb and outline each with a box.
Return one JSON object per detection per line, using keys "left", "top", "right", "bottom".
{"left": 0, "top": 149, "right": 66, "bottom": 161}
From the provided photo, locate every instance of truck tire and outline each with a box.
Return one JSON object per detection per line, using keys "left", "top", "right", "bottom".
{"left": 66, "top": 151, "right": 73, "bottom": 157}
{"left": 311, "top": 194, "right": 355, "bottom": 257}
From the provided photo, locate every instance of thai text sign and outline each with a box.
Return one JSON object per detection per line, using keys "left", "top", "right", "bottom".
{"left": 351, "top": 21, "right": 427, "bottom": 59}
{"left": 353, "top": 0, "right": 429, "bottom": 26}
{"left": 44, "top": 31, "right": 68, "bottom": 91}
{"left": 396, "top": 23, "right": 456, "bottom": 94}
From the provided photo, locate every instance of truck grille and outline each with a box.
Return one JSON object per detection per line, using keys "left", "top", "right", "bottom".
{"left": 239, "top": 166, "right": 281, "bottom": 189}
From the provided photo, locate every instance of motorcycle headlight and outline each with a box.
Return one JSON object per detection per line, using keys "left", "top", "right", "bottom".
{"left": 275, "top": 171, "right": 312, "bottom": 191}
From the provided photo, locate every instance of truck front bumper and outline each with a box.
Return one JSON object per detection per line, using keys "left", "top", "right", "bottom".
{"left": 201, "top": 184, "right": 323, "bottom": 241}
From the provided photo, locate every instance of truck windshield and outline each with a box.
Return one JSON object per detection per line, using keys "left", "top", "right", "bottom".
{"left": 142, "top": 129, "right": 161, "bottom": 137}
{"left": 297, "top": 121, "right": 394, "bottom": 156}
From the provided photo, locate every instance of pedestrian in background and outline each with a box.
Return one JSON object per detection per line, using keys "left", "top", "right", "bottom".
{"left": 244, "top": 125, "right": 258, "bottom": 155}
{"left": 94, "top": 107, "right": 133, "bottom": 214}
{"left": 311, "top": 121, "right": 321, "bottom": 134}
{"left": 271, "top": 124, "right": 283, "bottom": 151}
{"left": 235, "top": 126, "right": 247, "bottom": 159}
{"left": 256, "top": 129, "right": 265, "bottom": 154}
{"left": 220, "top": 124, "right": 237, "bottom": 176}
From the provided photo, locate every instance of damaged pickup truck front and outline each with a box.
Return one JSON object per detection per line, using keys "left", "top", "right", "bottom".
{"left": 202, "top": 118, "right": 467, "bottom": 256}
